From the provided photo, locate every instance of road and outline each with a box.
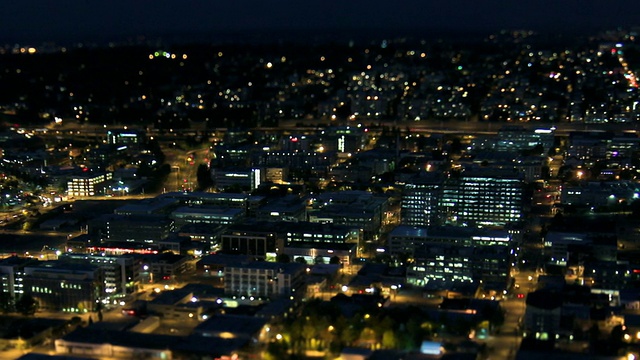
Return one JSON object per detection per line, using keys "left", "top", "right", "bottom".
{"left": 484, "top": 269, "right": 538, "bottom": 360}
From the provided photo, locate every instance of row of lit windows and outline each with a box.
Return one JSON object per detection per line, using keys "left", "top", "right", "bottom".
{"left": 32, "top": 286, "right": 52, "bottom": 294}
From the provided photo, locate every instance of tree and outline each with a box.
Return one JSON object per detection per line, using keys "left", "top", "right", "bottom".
{"left": 15, "top": 293, "right": 38, "bottom": 316}
{"left": 295, "top": 257, "right": 308, "bottom": 264}
{"left": 382, "top": 329, "right": 397, "bottom": 349}
{"left": 276, "top": 254, "right": 291, "bottom": 263}
{"left": 329, "top": 256, "right": 341, "bottom": 265}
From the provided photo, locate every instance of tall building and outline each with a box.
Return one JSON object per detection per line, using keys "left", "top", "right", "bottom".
{"left": 440, "top": 167, "right": 523, "bottom": 227}
{"left": 401, "top": 172, "right": 443, "bottom": 226}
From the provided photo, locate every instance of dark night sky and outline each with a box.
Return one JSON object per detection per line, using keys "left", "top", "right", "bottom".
{"left": 3, "top": 1, "right": 640, "bottom": 43}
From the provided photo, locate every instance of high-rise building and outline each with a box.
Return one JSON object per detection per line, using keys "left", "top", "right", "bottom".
{"left": 440, "top": 168, "right": 523, "bottom": 227}
{"left": 401, "top": 172, "right": 443, "bottom": 226}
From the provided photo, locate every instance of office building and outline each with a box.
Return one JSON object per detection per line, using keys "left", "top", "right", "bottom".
{"left": 170, "top": 206, "right": 245, "bottom": 228}
{"left": 23, "top": 261, "right": 103, "bottom": 312}
{"left": 67, "top": 172, "right": 113, "bottom": 197}
{"left": 388, "top": 225, "right": 511, "bottom": 257}
{"left": 106, "top": 129, "right": 145, "bottom": 146}
{"left": 440, "top": 167, "right": 523, "bottom": 227}
{"left": 0, "top": 256, "right": 38, "bottom": 307}
{"left": 103, "top": 214, "right": 174, "bottom": 243}
{"left": 254, "top": 195, "right": 307, "bottom": 222}
{"left": 401, "top": 172, "right": 443, "bottom": 226}
{"left": 309, "top": 191, "right": 388, "bottom": 241}
{"left": 211, "top": 167, "right": 263, "bottom": 192}
{"left": 224, "top": 262, "right": 306, "bottom": 299}
{"left": 220, "top": 223, "right": 279, "bottom": 257}
{"left": 60, "top": 253, "right": 140, "bottom": 297}
{"left": 495, "top": 126, "right": 555, "bottom": 152}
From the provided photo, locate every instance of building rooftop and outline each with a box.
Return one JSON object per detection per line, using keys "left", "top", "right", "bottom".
{"left": 114, "top": 198, "right": 178, "bottom": 215}
{"left": 389, "top": 225, "right": 510, "bottom": 239}
{"left": 192, "top": 314, "right": 266, "bottom": 338}
{"left": 58, "top": 327, "right": 247, "bottom": 357}
{"left": 227, "top": 261, "right": 306, "bottom": 275}
{"left": 149, "top": 288, "right": 193, "bottom": 306}
{"left": 172, "top": 206, "right": 244, "bottom": 217}
{"left": 526, "top": 289, "right": 564, "bottom": 310}
{"left": 198, "top": 253, "right": 255, "bottom": 267}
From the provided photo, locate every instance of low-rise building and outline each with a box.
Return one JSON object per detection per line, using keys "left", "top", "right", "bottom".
{"left": 170, "top": 206, "right": 245, "bottom": 228}
{"left": 67, "top": 172, "right": 113, "bottom": 197}
{"left": 254, "top": 195, "right": 306, "bottom": 222}
{"left": 224, "top": 262, "right": 306, "bottom": 299}
{"left": 23, "top": 261, "right": 103, "bottom": 312}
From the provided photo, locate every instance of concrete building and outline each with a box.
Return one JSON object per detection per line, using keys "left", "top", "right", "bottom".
{"left": 170, "top": 206, "right": 245, "bottom": 228}
{"left": 0, "top": 256, "right": 39, "bottom": 307}
{"left": 440, "top": 167, "right": 524, "bottom": 227}
{"left": 103, "top": 214, "right": 175, "bottom": 243}
{"left": 224, "top": 262, "right": 306, "bottom": 299}
{"left": 401, "top": 172, "right": 443, "bottom": 227}
{"left": 388, "top": 225, "right": 511, "bottom": 257}
{"left": 147, "top": 287, "right": 204, "bottom": 321}
{"left": 211, "top": 167, "right": 263, "bottom": 192}
{"left": 159, "top": 191, "right": 265, "bottom": 218}
{"left": 106, "top": 129, "right": 145, "bottom": 146}
{"left": 309, "top": 191, "right": 388, "bottom": 241}
{"left": 560, "top": 181, "right": 640, "bottom": 207}
{"left": 55, "top": 328, "right": 248, "bottom": 359}
{"left": 143, "top": 252, "right": 191, "bottom": 282}
{"left": 23, "top": 261, "right": 103, "bottom": 312}
{"left": 67, "top": 172, "right": 113, "bottom": 197}
{"left": 114, "top": 197, "right": 178, "bottom": 216}
{"left": 283, "top": 242, "right": 356, "bottom": 266}
{"left": 220, "top": 223, "right": 278, "bottom": 257}
{"left": 60, "top": 253, "right": 141, "bottom": 297}
{"left": 495, "top": 126, "right": 555, "bottom": 152}
{"left": 254, "top": 195, "right": 307, "bottom": 222}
